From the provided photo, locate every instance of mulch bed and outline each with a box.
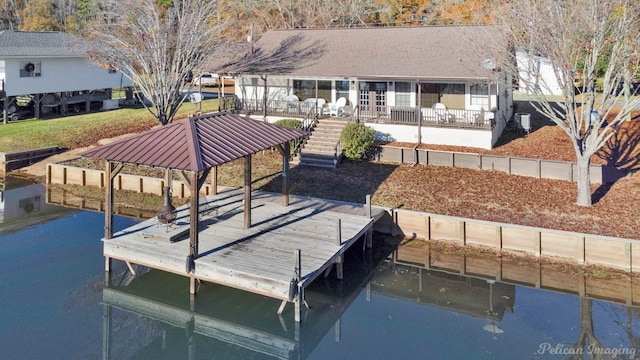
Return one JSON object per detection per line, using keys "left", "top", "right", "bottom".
{"left": 372, "top": 106, "right": 640, "bottom": 239}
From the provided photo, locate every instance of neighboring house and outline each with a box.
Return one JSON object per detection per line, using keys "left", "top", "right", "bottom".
{"left": 516, "top": 51, "right": 563, "bottom": 96}
{"left": 213, "top": 26, "right": 513, "bottom": 149}
{"left": 0, "top": 31, "right": 132, "bottom": 121}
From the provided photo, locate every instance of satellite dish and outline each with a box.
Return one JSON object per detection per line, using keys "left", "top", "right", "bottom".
{"left": 482, "top": 58, "right": 497, "bottom": 70}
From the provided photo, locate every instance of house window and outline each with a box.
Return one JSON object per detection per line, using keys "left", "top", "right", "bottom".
{"left": 293, "top": 79, "right": 331, "bottom": 101}
{"left": 20, "top": 61, "right": 41, "bottom": 77}
{"left": 420, "top": 83, "right": 464, "bottom": 108}
{"left": 395, "top": 82, "right": 411, "bottom": 107}
{"left": 470, "top": 83, "right": 489, "bottom": 109}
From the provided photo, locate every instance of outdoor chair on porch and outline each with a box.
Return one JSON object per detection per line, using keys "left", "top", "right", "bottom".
{"left": 285, "top": 94, "right": 299, "bottom": 113}
{"left": 303, "top": 98, "right": 327, "bottom": 115}
{"left": 433, "top": 103, "right": 454, "bottom": 123}
{"left": 328, "top": 97, "right": 347, "bottom": 117}
{"left": 467, "top": 105, "right": 486, "bottom": 125}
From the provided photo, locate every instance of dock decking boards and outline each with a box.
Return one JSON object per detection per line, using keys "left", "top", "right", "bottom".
{"left": 105, "top": 188, "right": 382, "bottom": 321}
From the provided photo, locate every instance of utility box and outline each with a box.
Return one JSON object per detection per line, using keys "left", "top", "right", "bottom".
{"left": 102, "top": 99, "right": 120, "bottom": 110}
{"left": 515, "top": 113, "right": 531, "bottom": 133}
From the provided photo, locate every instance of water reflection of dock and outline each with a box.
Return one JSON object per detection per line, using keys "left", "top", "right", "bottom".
{"left": 372, "top": 262, "right": 515, "bottom": 322}
{"left": 394, "top": 240, "right": 640, "bottom": 307}
{"left": 102, "top": 241, "right": 389, "bottom": 360}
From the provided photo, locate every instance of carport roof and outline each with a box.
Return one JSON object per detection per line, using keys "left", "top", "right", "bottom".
{"left": 80, "top": 112, "right": 308, "bottom": 172}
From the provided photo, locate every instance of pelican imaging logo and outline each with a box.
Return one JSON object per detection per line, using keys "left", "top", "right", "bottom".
{"left": 536, "top": 343, "right": 637, "bottom": 358}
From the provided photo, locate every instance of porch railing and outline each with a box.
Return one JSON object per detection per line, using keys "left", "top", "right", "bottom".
{"left": 218, "top": 96, "right": 237, "bottom": 112}
{"left": 241, "top": 98, "right": 328, "bottom": 117}
{"left": 237, "top": 100, "right": 495, "bottom": 129}
{"left": 359, "top": 105, "right": 496, "bottom": 129}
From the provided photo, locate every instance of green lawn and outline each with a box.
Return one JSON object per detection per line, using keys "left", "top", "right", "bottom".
{"left": 0, "top": 99, "right": 221, "bottom": 153}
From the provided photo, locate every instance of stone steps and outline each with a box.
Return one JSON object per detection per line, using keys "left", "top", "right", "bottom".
{"left": 295, "top": 118, "right": 349, "bottom": 168}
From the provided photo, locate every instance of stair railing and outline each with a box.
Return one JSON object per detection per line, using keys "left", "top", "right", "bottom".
{"left": 333, "top": 140, "right": 344, "bottom": 169}
{"left": 292, "top": 106, "right": 319, "bottom": 157}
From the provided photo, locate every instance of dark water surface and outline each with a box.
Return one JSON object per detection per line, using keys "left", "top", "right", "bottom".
{"left": 0, "top": 178, "right": 638, "bottom": 359}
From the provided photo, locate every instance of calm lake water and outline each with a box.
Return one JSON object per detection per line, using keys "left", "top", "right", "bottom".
{"left": 1, "top": 177, "right": 638, "bottom": 359}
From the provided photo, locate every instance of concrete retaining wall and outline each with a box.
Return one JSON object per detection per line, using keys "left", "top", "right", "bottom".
{"left": 378, "top": 146, "right": 606, "bottom": 184}
{"left": 374, "top": 208, "right": 640, "bottom": 273}
{"left": 46, "top": 160, "right": 216, "bottom": 198}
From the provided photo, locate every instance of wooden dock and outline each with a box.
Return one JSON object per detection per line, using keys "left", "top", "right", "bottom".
{"left": 105, "top": 187, "right": 383, "bottom": 321}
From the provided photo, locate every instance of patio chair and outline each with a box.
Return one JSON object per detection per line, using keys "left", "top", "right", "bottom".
{"left": 303, "top": 98, "right": 326, "bottom": 115}
{"left": 468, "top": 105, "right": 486, "bottom": 125}
{"left": 433, "top": 103, "right": 452, "bottom": 123}
{"left": 328, "top": 97, "right": 347, "bottom": 117}
{"left": 285, "top": 94, "right": 299, "bottom": 113}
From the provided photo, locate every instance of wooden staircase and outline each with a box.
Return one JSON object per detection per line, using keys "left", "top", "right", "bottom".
{"left": 294, "top": 118, "right": 349, "bottom": 168}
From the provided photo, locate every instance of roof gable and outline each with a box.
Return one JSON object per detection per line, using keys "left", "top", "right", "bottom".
{"left": 80, "top": 112, "right": 308, "bottom": 171}
{"left": 214, "top": 26, "right": 499, "bottom": 80}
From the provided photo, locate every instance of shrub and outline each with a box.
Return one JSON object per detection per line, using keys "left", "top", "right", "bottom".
{"left": 274, "top": 119, "right": 302, "bottom": 154}
{"left": 274, "top": 119, "right": 302, "bottom": 129}
{"left": 340, "top": 122, "right": 376, "bottom": 160}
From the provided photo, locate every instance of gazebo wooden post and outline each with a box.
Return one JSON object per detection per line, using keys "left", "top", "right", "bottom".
{"left": 188, "top": 170, "right": 199, "bottom": 295}
{"left": 275, "top": 143, "right": 290, "bottom": 206}
{"left": 244, "top": 155, "right": 252, "bottom": 228}
{"left": 210, "top": 166, "right": 218, "bottom": 195}
{"left": 282, "top": 142, "right": 290, "bottom": 206}
{"left": 104, "top": 160, "right": 123, "bottom": 272}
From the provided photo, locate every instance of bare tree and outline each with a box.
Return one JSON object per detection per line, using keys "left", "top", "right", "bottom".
{"left": 492, "top": 0, "right": 640, "bottom": 206}
{"left": 88, "top": 0, "right": 221, "bottom": 125}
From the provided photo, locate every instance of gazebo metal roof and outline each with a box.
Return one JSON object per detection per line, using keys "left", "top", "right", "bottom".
{"left": 80, "top": 112, "right": 308, "bottom": 171}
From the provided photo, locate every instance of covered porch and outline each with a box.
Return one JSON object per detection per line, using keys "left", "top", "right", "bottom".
{"left": 235, "top": 77, "right": 505, "bottom": 131}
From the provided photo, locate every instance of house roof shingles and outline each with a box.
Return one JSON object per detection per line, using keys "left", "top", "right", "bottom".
{"left": 0, "top": 30, "right": 87, "bottom": 58}
{"left": 80, "top": 112, "right": 308, "bottom": 172}
{"left": 213, "top": 26, "right": 499, "bottom": 81}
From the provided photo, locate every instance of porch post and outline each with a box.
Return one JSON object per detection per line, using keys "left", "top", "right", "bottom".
{"left": 416, "top": 80, "right": 422, "bottom": 144}
{"left": 315, "top": 80, "right": 319, "bottom": 115}
{"left": 262, "top": 75, "right": 268, "bottom": 120}
{"left": 487, "top": 80, "right": 492, "bottom": 110}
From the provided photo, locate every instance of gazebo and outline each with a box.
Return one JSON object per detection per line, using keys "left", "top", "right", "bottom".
{"left": 80, "top": 112, "right": 308, "bottom": 293}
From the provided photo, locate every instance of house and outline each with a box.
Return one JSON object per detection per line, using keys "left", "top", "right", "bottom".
{"left": 516, "top": 51, "right": 563, "bottom": 96}
{"left": 0, "top": 31, "right": 133, "bottom": 121}
{"left": 214, "top": 26, "right": 513, "bottom": 150}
